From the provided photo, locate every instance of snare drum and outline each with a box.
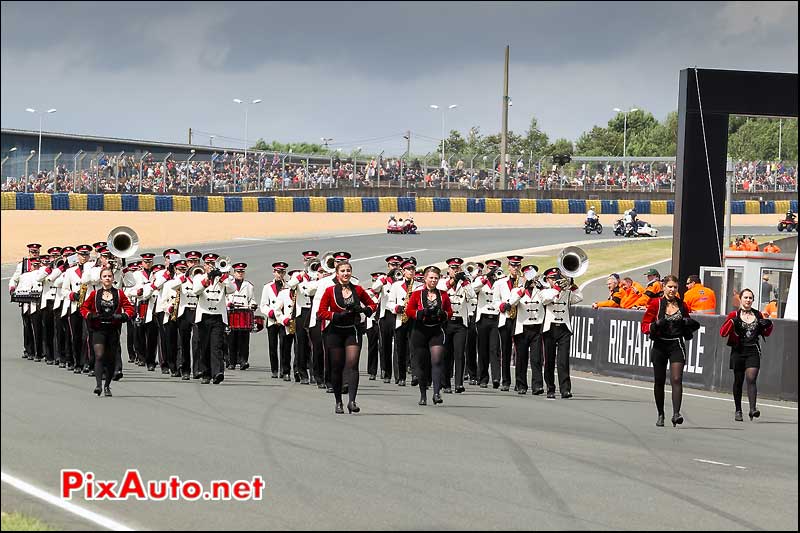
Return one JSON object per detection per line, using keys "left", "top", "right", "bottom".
{"left": 228, "top": 309, "right": 254, "bottom": 331}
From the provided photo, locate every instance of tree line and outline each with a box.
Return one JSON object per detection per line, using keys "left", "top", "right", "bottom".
{"left": 250, "top": 112, "right": 798, "bottom": 163}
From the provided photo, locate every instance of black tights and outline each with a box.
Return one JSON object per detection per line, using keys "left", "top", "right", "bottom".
{"left": 93, "top": 342, "right": 114, "bottom": 389}
{"left": 653, "top": 361, "right": 684, "bottom": 416}
{"left": 418, "top": 346, "right": 446, "bottom": 401}
{"left": 733, "top": 368, "right": 759, "bottom": 412}
{"left": 330, "top": 345, "right": 360, "bottom": 405}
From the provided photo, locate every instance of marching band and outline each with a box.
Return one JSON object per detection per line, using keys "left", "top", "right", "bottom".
{"left": 9, "top": 226, "right": 593, "bottom": 415}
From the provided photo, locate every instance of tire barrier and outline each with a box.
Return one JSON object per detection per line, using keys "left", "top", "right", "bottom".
{"left": 568, "top": 307, "right": 797, "bottom": 401}
{"left": 1, "top": 194, "right": 795, "bottom": 215}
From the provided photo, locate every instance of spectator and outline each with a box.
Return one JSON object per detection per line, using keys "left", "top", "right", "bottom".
{"left": 683, "top": 275, "right": 717, "bottom": 314}
{"left": 592, "top": 276, "right": 623, "bottom": 309}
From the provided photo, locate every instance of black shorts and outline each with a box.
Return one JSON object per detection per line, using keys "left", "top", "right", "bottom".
{"left": 730, "top": 344, "right": 761, "bottom": 371}
{"left": 411, "top": 323, "right": 446, "bottom": 348}
{"left": 324, "top": 325, "right": 362, "bottom": 350}
{"left": 650, "top": 338, "right": 686, "bottom": 366}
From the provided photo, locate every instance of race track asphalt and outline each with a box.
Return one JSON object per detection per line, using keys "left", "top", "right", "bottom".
{"left": 2, "top": 224, "right": 796, "bottom": 531}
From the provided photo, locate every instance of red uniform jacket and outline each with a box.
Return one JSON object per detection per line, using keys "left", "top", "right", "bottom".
{"left": 720, "top": 310, "right": 773, "bottom": 347}
{"left": 640, "top": 297, "right": 690, "bottom": 337}
{"left": 317, "top": 283, "right": 378, "bottom": 330}
{"left": 80, "top": 288, "right": 135, "bottom": 329}
{"left": 405, "top": 289, "right": 454, "bottom": 322}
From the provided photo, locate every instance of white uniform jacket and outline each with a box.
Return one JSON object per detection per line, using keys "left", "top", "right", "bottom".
{"left": 191, "top": 273, "right": 235, "bottom": 324}
{"left": 287, "top": 271, "right": 315, "bottom": 310}
{"left": 496, "top": 276, "right": 525, "bottom": 328}
{"left": 387, "top": 279, "right": 420, "bottom": 329}
{"left": 471, "top": 276, "right": 500, "bottom": 321}
{"left": 507, "top": 285, "right": 546, "bottom": 335}
{"left": 437, "top": 277, "right": 476, "bottom": 327}
{"left": 540, "top": 285, "right": 584, "bottom": 333}
{"left": 259, "top": 280, "right": 284, "bottom": 327}
{"left": 61, "top": 263, "right": 89, "bottom": 316}
{"left": 226, "top": 279, "right": 257, "bottom": 311}
{"left": 371, "top": 274, "right": 395, "bottom": 318}
{"left": 272, "top": 287, "right": 296, "bottom": 335}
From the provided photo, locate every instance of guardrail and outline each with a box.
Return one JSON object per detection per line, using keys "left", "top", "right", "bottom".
{"left": 2, "top": 192, "right": 797, "bottom": 215}
{"left": 569, "top": 307, "right": 797, "bottom": 401}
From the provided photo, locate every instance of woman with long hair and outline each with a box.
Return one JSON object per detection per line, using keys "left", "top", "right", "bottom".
{"left": 317, "top": 261, "right": 377, "bottom": 414}
{"left": 405, "top": 266, "right": 453, "bottom": 406}
{"left": 641, "top": 275, "right": 700, "bottom": 427}
{"left": 720, "top": 288, "right": 773, "bottom": 421}
{"left": 80, "top": 267, "right": 135, "bottom": 397}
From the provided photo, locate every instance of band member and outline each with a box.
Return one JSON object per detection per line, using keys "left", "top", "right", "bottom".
{"left": 17, "top": 257, "right": 44, "bottom": 361}
{"left": 288, "top": 250, "right": 318, "bottom": 384}
{"left": 317, "top": 260, "right": 377, "bottom": 414}
{"left": 168, "top": 259, "right": 197, "bottom": 380}
{"left": 63, "top": 245, "right": 93, "bottom": 373}
{"left": 121, "top": 265, "right": 138, "bottom": 365}
{"left": 374, "top": 255, "right": 403, "bottom": 383}
{"left": 641, "top": 275, "right": 700, "bottom": 427}
{"left": 365, "top": 274, "right": 384, "bottom": 380}
{"left": 260, "top": 261, "right": 288, "bottom": 378}
{"left": 720, "top": 288, "right": 773, "bottom": 421}
{"left": 465, "top": 262, "right": 482, "bottom": 385}
{"left": 437, "top": 258, "right": 475, "bottom": 393}
{"left": 508, "top": 265, "right": 545, "bottom": 394}
{"left": 141, "top": 263, "right": 166, "bottom": 371}
{"left": 151, "top": 249, "right": 181, "bottom": 375}
{"left": 406, "top": 266, "right": 453, "bottom": 405}
{"left": 184, "top": 251, "right": 203, "bottom": 378}
{"left": 472, "top": 259, "right": 502, "bottom": 388}
{"left": 80, "top": 267, "right": 134, "bottom": 397}
{"left": 273, "top": 270, "right": 299, "bottom": 381}
{"left": 35, "top": 252, "right": 60, "bottom": 365}
{"left": 55, "top": 246, "right": 76, "bottom": 369}
{"left": 226, "top": 263, "right": 257, "bottom": 370}
{"left": 497, "top": 255, "right": 524, "bottom": 391}
{"left": 192, "top": 253, "right": 235, "bottom": 384}
{"left": 309, "top": 251, "right": 356, "bottom": 391}
{"left": 10, "top": 243, "right": 42, "bottom": 360}
{"left": 387, "top": 260, "right": 417, "bottom": 387}
{"left": 540, "top": 268, "right": 584, "bottom": 399}
{"left": 130, "top": 253, "right": 157, "bottom": 368}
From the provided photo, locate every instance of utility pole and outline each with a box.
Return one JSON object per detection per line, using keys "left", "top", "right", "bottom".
{"left": 188, "top": 128, "right": 192, "bottom": 145}
{"left": 406, "top": 130, "right": 411, "bottom": 159}
{"left": 500, "top": 45, "right": 510, "bottom": 190}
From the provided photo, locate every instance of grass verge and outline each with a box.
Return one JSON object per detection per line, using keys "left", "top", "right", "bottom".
{"left": 522, "top": 238, "right": 674, "bottom": 286}
{"left": 1, "top": 512, "right": 53, "bottom": 531}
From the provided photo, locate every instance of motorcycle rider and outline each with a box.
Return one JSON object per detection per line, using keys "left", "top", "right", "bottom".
{"left": 585, "top": 206, "right": 598, "bottom": 230}
{"left": 786, "top": 210, "right": 796, "bottom": 224}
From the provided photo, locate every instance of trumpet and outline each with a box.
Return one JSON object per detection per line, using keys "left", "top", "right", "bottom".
{"left": 487, "top": 266, "right": 505, "bottom": 283}
{"left": 387, "top": 268, "right": 404, "bottom": 282}
{"left": 188, "top": 265, "right": 205, "bottom": 279}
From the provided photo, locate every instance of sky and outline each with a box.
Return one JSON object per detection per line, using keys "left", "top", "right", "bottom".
{"left": 1, "top": 1, "right": 798, "bottom": 156}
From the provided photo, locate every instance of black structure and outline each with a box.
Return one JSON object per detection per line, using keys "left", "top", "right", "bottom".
{"left": 673, "top": 68, "right": 798, "bottom": 289}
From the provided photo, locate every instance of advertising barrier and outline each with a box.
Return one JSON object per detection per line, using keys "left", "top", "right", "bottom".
{"left": 568, "top": 306, "right": 797, "bottom": 401}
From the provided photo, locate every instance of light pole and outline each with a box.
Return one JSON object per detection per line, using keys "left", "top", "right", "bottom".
{"left": 429, "top": 104, "right": 458, "bottom": 168}
{"left": 25, "top": 107, "right": 57, "bottom": 174}
{"left": 233, "top": 98, "right": 262, "bottom": 178}
{"left": 613, "top": 106, "right": 638, "bottom": 184}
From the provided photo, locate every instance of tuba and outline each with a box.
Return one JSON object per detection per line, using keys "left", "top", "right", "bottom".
{"left": 463, "top": 262, "right": 479, "bottom": 281}
{"left": 305, "top": 257, "right": 322, "bottom": 274}
{"left": 320, "top": 251, "right": 337, "bottom": 274}
{"left": 387, "top": 268, "right": 404, "bottom": 282}
{"left": 558, "top": 246, "right": 589, "bottom": 279}
{"left": 107, "top": 226, "right": 139, "bottom": 259}
{"left": 217, "top": 256, "right": 232, "bottom": 273}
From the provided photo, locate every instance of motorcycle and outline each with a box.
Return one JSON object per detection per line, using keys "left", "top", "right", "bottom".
{"left": 777, "top": 217, "right": 797, "bottom": 232}
{"left": 613, "top": 219, "right": 626, "bottom": 236}
{"left": 584, "top": 217, "right": 603, "bottom": 234}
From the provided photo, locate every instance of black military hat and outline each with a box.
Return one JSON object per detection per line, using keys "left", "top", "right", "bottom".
{"left": 233, "top": 262, "right": 247, "bottom": 271}
{"left": 272, "top": 261, "right": 289, "bottom": 270}
{"left": 202, "top": 253, "right": 219, "bottom": 263}
{"left": 92, "top": 241, "right": 107, "bottom": 250}
{"left": 507, "top": 255, "right": 524, "bottom": 266}
{"left": 47, "top": 246, "right": 62, "bottom": 255}
{"left": 26, "top": 243, "right": 42, "bottom": 250}
{"left": 334, "top": 251, "right": 352, "bottom": 261}
{"left": 173, "top": 260, "right": 188, "bottom": 268}
{"left": 446, "top": 257, "right": 464, "bottom": 267}
{"left": 76, "top": 244, "right": 93, "bottom": 255}
{"left": 401, "top": 259, "right": 415, "bottom": 270}
{"left": 543, "top": 267, "right": 561, "bottom": 279}
{"left": 302, "top": 250, "right": 319, "bottom": 258}
{"left": 163, "top": 248, "right": 180, "bottom": 257}
{"left": 185, "top": 250, "right": 202, "bottom": 260}
{"left": 485, "top": 259, "right": 502, "bottom": 268}
{"left": 385, "top": 254, "right": 403, "bottom": 264}
{"left": 140, "top": 252, "right": 156, "bottom": 260}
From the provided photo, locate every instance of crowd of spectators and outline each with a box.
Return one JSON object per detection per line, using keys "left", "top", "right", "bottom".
{"left": 2, "top": 154, "right": 796, "bottom": 194}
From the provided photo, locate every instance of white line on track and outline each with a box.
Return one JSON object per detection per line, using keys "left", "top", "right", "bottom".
{"left": 571, "top": 375, "right": 798, "bottom": 411}
{"left": 693, "top": 459, "right": 731, "bottom": 466}
{"left": 1, "top": 471, "right": 134, "bottom": 531}
{"left": 351, "top": 249, "right": 428, "bottom": 262}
